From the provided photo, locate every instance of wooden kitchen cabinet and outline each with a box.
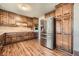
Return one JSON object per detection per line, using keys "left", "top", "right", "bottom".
{"left": 62, "top": 35, "right": 72, "bottom": 52}
{"left": 5, "top": 32, "right": 36, "bottom": 45}
{"left": 56, "top": 33, "right": 62, "bottom": 49}
{"left": 55, "top": 3, "right": 73, "bottom": 53}
{"left": 62, "top": 19, "right": 69, "bottom": 34}
{"left": 62, "top": 35, "right": 69, "bottom": 51}
{"left": 0, "top": 35, "right": 3, "bottom": 50}
{"left": 55, "top": 5, "right": 62, "bottom": 18}
{"left": 0, "top": 34, "right": 5, "bottom": 55}
{"left": 45, "top": 10, "right": 55, "bottom": 19}
{"left": 62, "top": 4, "right": 72, "bottom": 15}
{"left": 55, "top": 4, "right": 63, "bottom": 50}
{"left": 50, "top": 11, "right": 55, "bottom": 17}
{"left": 0, "top": 9, "right": 35, "bottom": 29}
{"left": 68, "top": 35, "right": 72, "bottom": 52}
{"left": 45, "top": 13, "right": 50, "bottom": 18}
{"left": 56, "top": 19, "right": 62, "bottom": 33}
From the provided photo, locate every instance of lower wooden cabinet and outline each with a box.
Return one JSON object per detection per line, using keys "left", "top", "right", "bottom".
{"left": 56, "top": 33, "right": 72, "bottom": 53}
{"left": 5, "top": 32, "right": 36, "bottom": 45}
{"left": 0, "top": 34, "right": 5, "bottom": 55}
{"left": 62, "top": 35, "right": 69, "bottom": 51}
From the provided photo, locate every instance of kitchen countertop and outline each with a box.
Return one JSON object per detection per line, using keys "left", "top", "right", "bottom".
{"left": 0, "top": 31, "right": 35, "bottom": 35}
{"left": 0, "top": 26, "right": 35, "bottom": 35}
{"left": 0, "top": 32, "right": 5, "bottom": 35}
{"left": 0, "top": 30, "right": 38, "bottom": 35}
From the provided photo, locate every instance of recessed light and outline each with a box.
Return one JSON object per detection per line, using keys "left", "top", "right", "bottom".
{"left": 18, "top": 4, "right": 31, "bottom": 11}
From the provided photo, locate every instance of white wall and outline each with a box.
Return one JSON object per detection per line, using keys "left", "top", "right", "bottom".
{"left": 74, "top": 4, "right": 79, "bottom": 51}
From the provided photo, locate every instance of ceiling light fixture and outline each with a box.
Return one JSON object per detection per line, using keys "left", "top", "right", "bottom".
{"left": 18, "top": 4, "right": 31, "bottom": 11}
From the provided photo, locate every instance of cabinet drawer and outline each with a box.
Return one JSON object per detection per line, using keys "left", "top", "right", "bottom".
{"left": 6, "top": 37, "right": 12, "bottom": 44}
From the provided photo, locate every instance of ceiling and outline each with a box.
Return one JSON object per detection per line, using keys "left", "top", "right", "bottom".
{"left": 0, "top": 3, "right": 58, "bottom": 18}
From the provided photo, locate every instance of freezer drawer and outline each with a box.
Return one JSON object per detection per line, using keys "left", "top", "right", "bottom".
{"left": 46, "top": 36, "right": 54, "bottom": 49}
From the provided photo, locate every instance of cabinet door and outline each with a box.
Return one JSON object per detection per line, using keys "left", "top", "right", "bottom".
{"left": 62, "top": 34, "right": 72, "bottom": 53}
{"left": 62, "top": 16, "right": 72, "bottom": 52}
{"left": 56, "top": 17, "right": 63, "bottom": 49}
{"left": 56, "top": 20, "right": 62, "bottom": 33}
{"left": 50, "top": 12, "right": 55, "bottom": 17}
{"left": 55, "top": 7, "right": 62, "bottom": 18}
{"left": 11, "top": 36, "right": 17, "bottom": 42}
{"left": 63, "top": 4, "right": 72, "bottom": 15}
{"left": 68, "top": 35, "right": 72, "bottom": 53}
{"left": 63, "top": 14, "right": 72, "bottom": 33}
{"left": 62, "top": 19, "right": 69, "bottom": 34}
{"left": 56, "top": 33, "right": 63, "bottom": 49}
{"left": 6, "top": 37, "right": 12, "bottom": 44}
{"left": 62, "top": 35, "right": 69, "bottom": 51}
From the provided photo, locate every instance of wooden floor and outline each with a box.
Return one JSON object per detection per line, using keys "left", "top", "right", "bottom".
{"left": 1, "top": 39, "right": 72, "bottom": 56}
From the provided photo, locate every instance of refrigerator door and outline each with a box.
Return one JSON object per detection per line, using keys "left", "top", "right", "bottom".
{"left": 46, "top": 17, "right": 53, "bottom": 34}
{"left": 46, "top": 35, "right": 53, "bottom": 49}
{"left": 46, "top": 17, "right": 54, "bottom": 49}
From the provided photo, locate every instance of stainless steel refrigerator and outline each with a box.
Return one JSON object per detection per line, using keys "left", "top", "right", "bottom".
{"left": 40, "top": 17, "right": 56, "bottom": 49}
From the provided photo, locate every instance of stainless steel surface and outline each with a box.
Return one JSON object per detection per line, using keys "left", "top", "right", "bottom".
{"left": 40, "top": 17, "right": 54, "bottom": 49}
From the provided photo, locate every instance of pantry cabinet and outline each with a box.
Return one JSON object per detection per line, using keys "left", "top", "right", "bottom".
{"left": 55, "top": 3, "right": 73, "bottom": 53}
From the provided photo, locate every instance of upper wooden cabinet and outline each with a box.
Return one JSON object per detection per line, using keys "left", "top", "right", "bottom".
{"left": 45, "top": 13, "right": 50, "bottom": 18}
{"left": 62, "top": 4, "right": 73, "bottom": 15}
{"left": 0, "top": 9, "right": 36, "bottom": 29}
{"left": 32, "top": 18, "right": 38, "bottom": 29}
{"left": 55, "top": 3, "right": 73, "bottom": 18}
{"left": 33, "top": 18, "right": 38, "bottom": 25}
{"left": 55, "top": 6, "right": 62, "bottom": 18}
{"left": 45, "top": 11, "right": 55, "bottom": 19}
